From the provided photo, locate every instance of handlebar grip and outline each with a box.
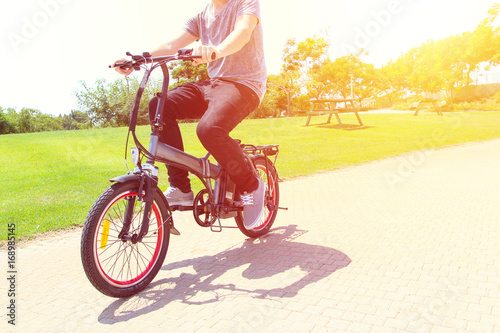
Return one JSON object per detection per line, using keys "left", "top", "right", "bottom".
{"left": 110, "top": 62, "right": 124, "bottom": 68}
{"left": 109, "top": 61, "right": 131, "bottom": 69}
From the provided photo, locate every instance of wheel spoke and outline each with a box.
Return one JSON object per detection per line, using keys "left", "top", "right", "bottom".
{"left": 94, "top": 191, "right": 164, "bottom": 282}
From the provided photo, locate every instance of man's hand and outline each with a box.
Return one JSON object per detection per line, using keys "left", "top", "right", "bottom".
{"left": 192, "top": 44, "right": 218, "bottom": 66}
{"left": 111, "top": 59, "right": 134, "bottom": 76}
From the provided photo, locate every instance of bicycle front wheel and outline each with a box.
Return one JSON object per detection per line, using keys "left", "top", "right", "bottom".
{"left": 80, "top": 181, "right": 170, "bottom": 298}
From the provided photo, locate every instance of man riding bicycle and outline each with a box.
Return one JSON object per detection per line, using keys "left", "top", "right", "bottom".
{"left": 113, "top": 0, "right": 267, "bottom": 230}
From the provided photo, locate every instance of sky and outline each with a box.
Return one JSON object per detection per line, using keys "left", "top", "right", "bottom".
{"left": 0, "top": 0, "right": 498, "bottom": 116}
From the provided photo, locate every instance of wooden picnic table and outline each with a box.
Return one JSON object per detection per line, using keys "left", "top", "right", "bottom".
{"left": 304, "top": 98, "right": 367, "bottom": 127}
{"left": 411, "top": 98, "right": 443, "bottom": 116}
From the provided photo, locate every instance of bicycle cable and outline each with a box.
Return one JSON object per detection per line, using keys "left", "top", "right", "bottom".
{"left": 124, "top": 75, "right": 133, "bottom": 173}
{"left": 123, "top": 55, "right": 189, "bottom": 170}
{"left": 123, "top": 68, "right": 151, "bottom": 172}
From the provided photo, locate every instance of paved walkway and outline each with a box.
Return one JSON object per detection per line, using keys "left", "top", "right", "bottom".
{"left": 2, "top": 139, "right": 500, "bottom": 333}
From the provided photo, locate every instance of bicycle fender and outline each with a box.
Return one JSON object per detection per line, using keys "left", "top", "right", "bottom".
{"left": 109, "top": 173, "right": 169, "bottom": 211}
{"left": 250, "top": 154, "right": 280, "bottom": 180}
{"left": 109, "top": 174, "right": 179, "bottom": 235}
{"left": 109, "top": 174, "right": 141, "bottom": 184}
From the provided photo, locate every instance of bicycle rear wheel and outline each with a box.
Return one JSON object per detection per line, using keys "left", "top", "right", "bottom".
{"left": 81, "top": 181, "right": 170, "bottom": 298}
{"left": 235, "top": 156, "right": 279, "bottom": 238}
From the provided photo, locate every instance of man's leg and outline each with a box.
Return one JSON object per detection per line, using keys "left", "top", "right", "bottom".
{"left": 195, "top": 80, "right": 261, "bottom": 193}
{"left": 196, "top": 80, "right": 265, "bottom": 229}
{"left": 148, "top": 82, "right": 209, "bottom": 193}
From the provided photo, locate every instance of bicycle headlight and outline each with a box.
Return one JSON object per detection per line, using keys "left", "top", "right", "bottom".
{"left": 131, "top": 148, "right": 140, "bottom": 166}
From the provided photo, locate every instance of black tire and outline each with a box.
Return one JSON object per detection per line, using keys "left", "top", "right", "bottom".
{"left": 235, "top": 156, "right": 280, "bottom": 238}
{"left": 81, "top": 181, "right": 170, "bottom": 298}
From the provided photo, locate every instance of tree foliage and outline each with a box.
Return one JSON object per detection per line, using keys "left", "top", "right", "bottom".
{"left": 169, "top": 61, "right": 209, "bottom": 88}
{"left": 0, "top": 106, "right": 91, "bottom": 134}
{"left": 275, "top": 4, "right": 500, "bottom": 108}
{"left": 3, "top": 4, "right": 499, "bottom": 134}
{"left": 75, "top": 76, "right": 162, "bottom": 127}
{"left": 277, "top": 36, "right": 330, "bottom": 115}
{"left": 73, "top": 62, "right": 207, "bottom": 127}
{"left": 378, "top": 4, "right": 500, "bottom": 101}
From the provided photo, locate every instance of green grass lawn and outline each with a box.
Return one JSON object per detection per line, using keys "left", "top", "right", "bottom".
{"left": 1, "top": 111, "right": 500, "bottom": 241}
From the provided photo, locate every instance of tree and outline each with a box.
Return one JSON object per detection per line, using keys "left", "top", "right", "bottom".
{"left": 18, "top": 108, "right": 38, "bottom": 133}
{"left": 267, "top": 72, "right": 300, "bottom": 117}
{"left": 75, "top": 79, "right": 128, "bottom": 127}
{"left": 61, "top": 110, "right": 91, "bottom": 130}
{"left": 250, "top": 89, "right": 279, "bottom": 118}
{"left": 318, "top": 50, "right": 376, "bottom": 106}
{"left": 169, "top": 62, "right": 209, "bottom": 88}
{"left": 0, "top": 107, "right": 67, "bottom": 134}
{"left": 282, "top": 36, "right": 330, "bottom": 73}
{"left": 376, "top": 61, "right": 408, "bottom": 105}
{"left": 75, "top": 76, "right": 161, "bottom": 127}
{"left": 385, "top": 4, "right": 500, "bottom": 102}
{"left": 280, "top": 35, "right": 330, "bottom": 115}
{"left": 482, "top": 3, "right": 500, "bottom": 67}
{"left": 35, "top": 112, "right": 63, "bottom": 132}
{"left": 0, "top": 107, "right": 17, "bottom": 134}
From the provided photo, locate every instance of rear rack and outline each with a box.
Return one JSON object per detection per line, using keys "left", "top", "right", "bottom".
{"left": 242, "top": 144, "right": 279, "bottom": 156}
{"left": 240, "top": 143, "right": 280, "bottom": 177}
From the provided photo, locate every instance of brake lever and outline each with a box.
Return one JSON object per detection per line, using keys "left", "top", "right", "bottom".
{"left": 110, "top": 51, "right": 152, "bottom": 69}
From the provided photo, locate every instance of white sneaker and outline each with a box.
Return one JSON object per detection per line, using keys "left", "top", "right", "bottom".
{"left": 164, "top": 187, "right": 194, "bottom": 206}
{"left": 240, "top": 179, "right": 265, "bottom": 230}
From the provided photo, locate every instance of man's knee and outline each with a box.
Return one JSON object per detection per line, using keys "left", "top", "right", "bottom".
{"left": 196, "top": 122, "right": 224, "bottom": 147}
{"left": 196, "top": 122, "right": 212, "bottom": 143}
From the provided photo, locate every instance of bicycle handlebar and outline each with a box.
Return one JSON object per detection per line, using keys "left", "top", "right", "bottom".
{"left": 110, "top": 48, "right": 214, "bottom": 70}
{"left": 111, "top": 47, "right": 217, "bottom": 154}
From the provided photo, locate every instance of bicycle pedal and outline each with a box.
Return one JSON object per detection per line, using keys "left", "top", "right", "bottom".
{"left": 170, "top": 205, "right": 194, "bottom": 212}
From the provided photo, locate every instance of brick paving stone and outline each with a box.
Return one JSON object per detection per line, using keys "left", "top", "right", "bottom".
{"left": 210, "top": 319, "right": 239, "bottom": 331}
{"left": 384, "top": 317, "right": 409, "bottom": 331}
{"left": 362, "top": 314, "right": 388, "bottom": 327}
{"left": 310, "top": 326, "right": 331, "bottom": 333}
{"left": 326, "top": 318, "right": 352, "bottom": 330}
{"left": 355, "top": 303, "right": 379, "bottom": 316}
{"left": 430, "top": 326, "right": 459, "bottom": 333}
{"left": 466, "top": 320, "right": 497, "bottom": 332}
{"left": 1, "top": 139, "right": 500, "bottom": 332}
{"left": 370, "top": 326, "right": 396, "bottom": 333}
{"left": 441, "top": 316, "right": 468, "bottom": 330}
{"left": 480, "top": 313, "right": 500, "bottom": 326}
{"left": 493, "top": 306, "right": 500, "bottom": 317}
{"left": 346, "top": 322, "right": 374, "bottom": 332}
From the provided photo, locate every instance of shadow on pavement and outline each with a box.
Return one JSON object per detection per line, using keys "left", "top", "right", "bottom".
{"left": 98, "top": 225, "right": 351, "bottom": 323}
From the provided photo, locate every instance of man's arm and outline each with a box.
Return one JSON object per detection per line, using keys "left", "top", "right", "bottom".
{"left": 193, "top": 14, "right": 259, "bottom": 65}
{"left": 112, "top": 30, "right": 198, "bottom": 75}
{"left": 150, "top": 30, "right": 199, "bottom": 57}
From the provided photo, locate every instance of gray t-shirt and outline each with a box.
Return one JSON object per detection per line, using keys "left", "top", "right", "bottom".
{"left": 184, "top": 0, "right": 267, "bottom": 101}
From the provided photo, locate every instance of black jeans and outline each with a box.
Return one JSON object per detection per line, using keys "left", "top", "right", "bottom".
{"left": 148, "top": 79, "right": 261, "bottom": 194}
